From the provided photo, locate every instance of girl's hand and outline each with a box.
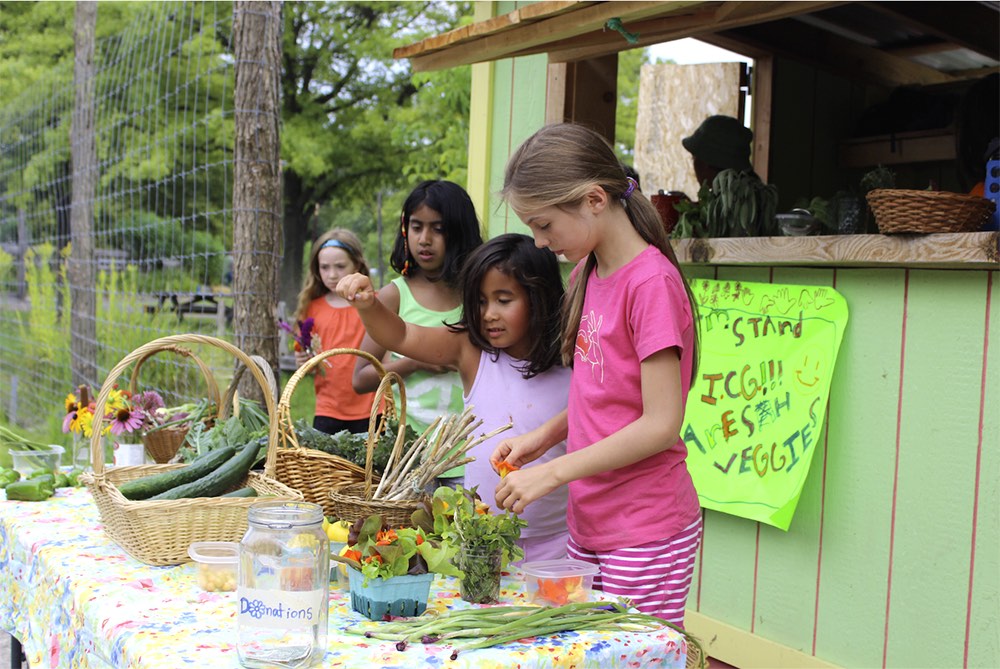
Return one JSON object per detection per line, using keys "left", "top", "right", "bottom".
{"left": 336, "top": 273, "right": 376, "bottom": 307}
{"left": 490, "top": 431, "right": 548, "bottom": 470}
{"left": 293, "top": 350, "right": 313, "bottom": 370}
{"left": 494, "top": 462, "right": 559, "bottom": 515}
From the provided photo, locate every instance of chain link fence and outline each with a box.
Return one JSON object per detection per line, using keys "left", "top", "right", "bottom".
{"left": 0, "top": 1, "right": 281, "bottom": 430}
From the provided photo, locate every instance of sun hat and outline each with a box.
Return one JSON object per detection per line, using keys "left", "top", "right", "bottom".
{"left": 682, "top": 115, "right": 754, "bottom": 172}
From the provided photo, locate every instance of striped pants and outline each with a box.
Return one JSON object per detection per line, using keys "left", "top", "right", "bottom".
{"left": 567, "top": 515, "right": 702, "bottom": 626}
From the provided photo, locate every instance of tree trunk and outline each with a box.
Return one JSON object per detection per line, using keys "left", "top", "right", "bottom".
{"left": 69, "top": 1, "right": 98, "bottom": 390}
{"left": 232, "top": 1, "right": 282, "bottom": 406}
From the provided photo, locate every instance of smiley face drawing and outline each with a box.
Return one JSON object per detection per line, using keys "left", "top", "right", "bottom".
{"left": 793, "top": 352, "right": 823, "bottom": 396}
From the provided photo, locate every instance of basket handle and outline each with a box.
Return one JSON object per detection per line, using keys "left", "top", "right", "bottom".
{"left": 219, "top": 354, "right": 279, "bottom": 420}
{"left": 276, "top": 347, "right": 389, "bottom": 451}
{"left": 126, "top": 344, "right": 223, "bottom": 423}
{"left": 361, "top": 370, "right": 407, "bottom": 500}
{"left": 89, "top": 335, "right": 280, "bottom": 478}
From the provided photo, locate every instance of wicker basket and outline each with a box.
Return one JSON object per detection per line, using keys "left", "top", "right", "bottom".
{"left": 866, "top": 188, "right": 995, "bottom": 234}
{"left": 274, "top": 348, "right": 397, "bottom": 517}
{"left": 133, "top": 344, "right": 223, "bottom": 463}
{"left": 328, "top": 371, "right": 426, "bottom": 528}
{"left": 80, "top": 335, "right": 302, "bottom": 566}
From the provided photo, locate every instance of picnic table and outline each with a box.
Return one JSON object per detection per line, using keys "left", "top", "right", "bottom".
{"left": 0, "top": 487, "right": 690, "bottom": 668}
{"left": 146, "top": 286, "right": 233, "bottom": 324}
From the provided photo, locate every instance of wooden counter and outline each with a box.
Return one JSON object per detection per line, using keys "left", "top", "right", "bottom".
{"left": 672, "top": 231, "right": 999, "bottom": 269}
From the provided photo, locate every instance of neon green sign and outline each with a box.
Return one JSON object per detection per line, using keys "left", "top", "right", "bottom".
{"left": 683, "top": 279, "right": 849, "bottom": 530}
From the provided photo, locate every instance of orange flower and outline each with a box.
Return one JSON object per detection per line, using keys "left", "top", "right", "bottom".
{"left": 415, "top": 534, "right": 424, "bottom": 545}
{"left": 344, "top": 549, "right": 363, "bottom": 564}
{"left": 375, "top": 529, "right": 398, "bottom": 546}
{"left": 491, "top": 456, "right": 520, "bottom": 478}
{"left": 365, "top": 554, "right": 383, "bottom": 564}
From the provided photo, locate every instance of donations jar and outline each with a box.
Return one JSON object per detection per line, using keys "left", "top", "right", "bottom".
{"left": 237, "top": 501, "right": 329, "bottom": 668}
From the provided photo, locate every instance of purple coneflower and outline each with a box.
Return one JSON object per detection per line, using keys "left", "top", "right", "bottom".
{"left": 108, "top": 407, "right": 146, "bottom": 435}
{"left": 62, "top": 410, "right": 78, "bottom": 434}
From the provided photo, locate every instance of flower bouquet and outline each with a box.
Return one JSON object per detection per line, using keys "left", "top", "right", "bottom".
{"left": 278, "top": 317, "right": 328, "bottom": 375}
{"left": 334, "top": 513, "right": 461, "bottom": 620}
{"left": 413, "top": 485, "right": 527, "bottom": 604}
{"left": 63, "top": 385, "right": 167, "bottom": 465}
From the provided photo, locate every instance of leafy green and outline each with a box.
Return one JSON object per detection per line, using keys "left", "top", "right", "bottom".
{"left": 292, "top": 418, "right": 418, "bottom": 475}
{"left": 175, "top": 398, "right": 269, "bottom": 462}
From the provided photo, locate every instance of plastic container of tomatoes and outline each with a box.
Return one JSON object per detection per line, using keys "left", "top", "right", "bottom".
{"left": 520, "top": 559, "right": 599, "bottom": 606}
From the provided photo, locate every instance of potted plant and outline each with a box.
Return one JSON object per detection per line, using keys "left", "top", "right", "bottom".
{"left": 416, "top": 486, "right": 527, "bottom": 604}
{"left": 334, "top": 514, "right": 461, "bottom": 620}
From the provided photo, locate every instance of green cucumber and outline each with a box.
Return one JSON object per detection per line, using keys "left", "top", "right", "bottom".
{"left": 117, "top": 447, "right": 236, "bottom": 500}
{"left": 150, "top": 440, "right": 262, "bottom": 500}
{"left": 221, "top": 486, "right": 257, "bottom": 498}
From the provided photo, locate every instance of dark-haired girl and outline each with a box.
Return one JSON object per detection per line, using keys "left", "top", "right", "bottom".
{"left": 351, "top": 180, "right": 484, "bottom": 484}
{"left": 339, "top": 233, "right": 570, "bottom": 561}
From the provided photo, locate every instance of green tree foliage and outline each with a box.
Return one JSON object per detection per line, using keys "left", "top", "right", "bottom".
{"left": 279, "top": 1, "right": 472, "bottom": 304}
{"left": 614, "top": 47, "right": 650, "bottom": 164}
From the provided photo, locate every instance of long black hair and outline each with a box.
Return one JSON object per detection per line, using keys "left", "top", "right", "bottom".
{"left": 389, "top": 180, "right": 483, "bottom": 287}
{"left": 449, "top": 233, "right": 564, "bottom": 379}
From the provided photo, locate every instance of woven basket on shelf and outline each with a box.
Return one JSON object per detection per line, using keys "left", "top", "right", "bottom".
{"left": 133, "top": 344, "right": 222, "bottom": 463}
{"left": 275, "top": 348, "right": 395, "bottom": 517}
{"left": 80, "top": 335, "right": 302, "bottom": 567}
{"left": 328, "top": 371, "right": 426, "bottom": 528}
{"left": 866, "top": 188, "right": 995, "bottom": 234}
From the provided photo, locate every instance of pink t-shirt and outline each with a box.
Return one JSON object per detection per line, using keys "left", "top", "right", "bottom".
{"left": 566, "top": 245, "right": 700, "bottom": 552}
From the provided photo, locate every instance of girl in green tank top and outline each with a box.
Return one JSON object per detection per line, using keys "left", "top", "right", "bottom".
{"left": 351, "top": 180, "right": 483, "bottom": 482}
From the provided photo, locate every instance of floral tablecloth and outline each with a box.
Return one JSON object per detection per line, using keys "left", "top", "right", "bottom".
{"left": 0, "top": 487, "right": 687, "bottom": 668}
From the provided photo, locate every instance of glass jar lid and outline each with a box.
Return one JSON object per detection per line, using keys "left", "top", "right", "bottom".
{"left": 247, "top": 501, "right": 324, "bottom": 529}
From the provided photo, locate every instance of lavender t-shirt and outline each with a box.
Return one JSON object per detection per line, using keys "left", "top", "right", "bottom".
{"left": 566, "top": 245, "right": 700, "bottom": 551}
{"left": 464, "top": 350, "right": 570, "bottom": 539}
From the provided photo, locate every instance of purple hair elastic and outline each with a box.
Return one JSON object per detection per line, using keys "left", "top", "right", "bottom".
{"left": 622, "top": 176, "right": 638, "bottom": 201}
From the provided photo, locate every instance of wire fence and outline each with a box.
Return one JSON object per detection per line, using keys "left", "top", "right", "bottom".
{"left": 0, "top": 1, "right": 280, "bottom": 430}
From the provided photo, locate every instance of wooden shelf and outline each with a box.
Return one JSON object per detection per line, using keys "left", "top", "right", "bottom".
{"left": 672, "top": 231, "right": 999, "bottom": 269}
{"left": 838, "top": 128, "right": 956, "bottom": 168}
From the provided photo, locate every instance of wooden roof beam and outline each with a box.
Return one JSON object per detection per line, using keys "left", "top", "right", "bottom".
{"left": 864, "top": 1, "right": 1000, "bottom": 60}
{"left": 402, "top": 1, "right": 706, "bottom": 72}
{"left": 514, "top": 1, "right": 846, "bottom": 64}
{"left": 707, "top": 19, "right": 956, "bottom": 87}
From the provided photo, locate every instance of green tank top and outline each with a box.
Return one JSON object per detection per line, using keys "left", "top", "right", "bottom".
{"left": 391, "top": 277, "right": 466, "bottom": 478}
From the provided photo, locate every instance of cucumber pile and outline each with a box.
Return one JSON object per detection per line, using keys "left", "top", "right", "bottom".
{"left": 118, "top": 439, "right": 265, "bottom": 501}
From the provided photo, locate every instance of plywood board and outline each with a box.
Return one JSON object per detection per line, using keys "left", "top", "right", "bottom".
{"left": 634, "top": 62, "right": 742, "bottom": 198}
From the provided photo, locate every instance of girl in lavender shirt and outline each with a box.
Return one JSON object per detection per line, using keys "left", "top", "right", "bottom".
{"left": 492, "top": 123, "right": 702, "bottom": 626}
{"left": 338, "top": 233, "right": 570, "bottom": 561}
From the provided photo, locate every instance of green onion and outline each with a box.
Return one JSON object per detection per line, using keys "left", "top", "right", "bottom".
{"left": 0, "top": 425, "right": 52, "bottom": 452}
{"left": 345, "top": 598, "right": 706, "bottom": 666}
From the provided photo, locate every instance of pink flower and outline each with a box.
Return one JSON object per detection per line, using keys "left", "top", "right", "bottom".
{"left": 107, "top": 407, "right": 145, "bottom": 435}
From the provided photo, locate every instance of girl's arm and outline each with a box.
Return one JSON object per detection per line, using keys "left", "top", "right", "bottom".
{"left": 339, "top": 274, "right": 474, "bottom": 392}
{"left": 495, "top": 348, "right": 684, "bottom": 514}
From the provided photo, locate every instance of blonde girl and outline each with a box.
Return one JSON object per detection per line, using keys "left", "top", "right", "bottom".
{"left": 294, "top": 228, "right": 376, "bottom": 435}
{"left": 491, "top": 123, "right": 701, "bottom": 625}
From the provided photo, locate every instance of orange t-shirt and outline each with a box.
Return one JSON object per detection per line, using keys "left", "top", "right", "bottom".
{"left": 305, "top": 296, "right": 376, "bottom": 421}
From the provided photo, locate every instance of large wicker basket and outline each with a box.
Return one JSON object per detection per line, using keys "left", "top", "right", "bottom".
{"left": 866, "top": 188, "right": 995, "bottom": 233}
{"left": 328, "top": 371, "right": 426, "bottom": 528}
{"left": 133, "top": 344, "right": 223, "bottom": 463}
{"left": 274, "top": 348, "right": 397, "bottom": 516}
{"left": 80, "top": 335, "right": 302, "bottom": 566}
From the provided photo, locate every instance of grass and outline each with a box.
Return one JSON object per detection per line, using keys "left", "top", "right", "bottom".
{"left": 280, "top": 370, "right": 317, "bottom": 427}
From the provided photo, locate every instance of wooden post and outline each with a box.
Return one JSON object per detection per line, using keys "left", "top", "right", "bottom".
{"left": 15, "top": 210, "right": 27, "bottom": 300}
{"left": 232, "top": 1, "right": 282, "bottom": 402}
{"left": 69, "top": 1, "right": 98, "bottom": 388}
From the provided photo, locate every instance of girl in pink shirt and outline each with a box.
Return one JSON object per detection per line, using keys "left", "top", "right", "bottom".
{"left": 338, "top": 233, "right": 571, "bottom": 562}
{"left": 492, "top": 123, "right": 702, "bottom": 626}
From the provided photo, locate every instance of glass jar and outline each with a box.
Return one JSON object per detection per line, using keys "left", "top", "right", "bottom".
{"left": 237, "top": 501, "right": 329, "bottom": 668}
{"left": 458, "top": 546, "right": 502, "bottom": 604}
